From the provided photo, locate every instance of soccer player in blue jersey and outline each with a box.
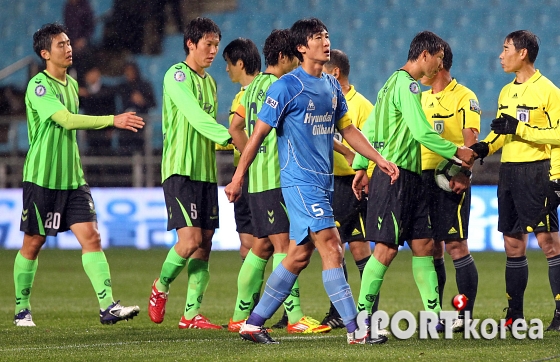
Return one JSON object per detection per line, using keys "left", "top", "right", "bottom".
{"left": 225, "top": 18, "right": 399, "bottom": 345}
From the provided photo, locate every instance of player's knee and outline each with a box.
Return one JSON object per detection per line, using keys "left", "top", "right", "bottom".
{"left": 445, "top": 239, "right": 469, "bottom": 260}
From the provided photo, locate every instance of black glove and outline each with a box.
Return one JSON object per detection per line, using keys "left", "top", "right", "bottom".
{"left": 469, "top": 142, "right": 489, "bottom": 164}
{"left": 491, "top": 113, "right": 519, "bottom": 134}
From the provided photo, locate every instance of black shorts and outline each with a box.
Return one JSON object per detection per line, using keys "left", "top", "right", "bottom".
{"left": 366, "top": 167, "right": 431, "bottom": 246}
{"left": 422, "top": 170, "right": 470, "bottom": 241}
{"left": 234, "top": 172, "right": 252, "bottom": 234}
{"left": 248, "top": 188, "right": 290, "bottom": 238}
{"left": 162, "top": 175, "right": 219, "bottom": 231}
{"left": 333, "top": 175, "right": 367, "bottom": 243}
{"left": 20, "top": 182, "right": 97, "bottom": 236}
{"left": 498, "top": 160, "right": 559, "bottom": 234}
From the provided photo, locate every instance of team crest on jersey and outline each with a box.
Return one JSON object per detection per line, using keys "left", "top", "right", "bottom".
{"left": 434, "top": 120, "right": 444, "bottom": 134}
{"left": 469, "top": 99, "right": 481, "bottom": 114}
{"left": 307, "top": 99, "right": 315, "bottom": 111}
{"left": 265, "top": 96, "right": 278, "bottom": 109}
{"left": 34, "top": 85, "right": 46, "bottom": 97}
{"left": 409, "top": 82, "right": 419, "bottom": 94}
{"left": 174, "top": 70, "right": 186, "bottom": 82}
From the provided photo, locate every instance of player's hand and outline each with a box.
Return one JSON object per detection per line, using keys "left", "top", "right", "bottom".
{"left": 352, "top": 170, "right": 367, "bottom": 200}
{"left": 225, "top": 177, "right": 243, "bottom": 203}
{"left": 113, "top": 112, "right": 145, "bottom": 132}
{"left": 469, "top": 142, "right": 489, "bottom": 162}
{"left": 376, "top": 159, "right": 399, "bottom": 185}
{"left": 548, "top": 180, "right": 560, "bottom": 210}
{"left": 449, "top": 172, "right": 470, "bottom": 194}
{"left": 455, "top": 146, "right": 475, "bottom": 166}
{"left": 491, "top": 113, "right": 519, "bottom": 134}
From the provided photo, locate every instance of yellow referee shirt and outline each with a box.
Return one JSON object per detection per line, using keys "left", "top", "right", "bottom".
{"left": 482, "top": 70, "right": 560, "bottom": 163}
{"left": 515, "top": 121, "right": 560, "bottom": 179}
{"left": 333, "top": 85, "right": 374, "bottom": 176}
{"left": 421, "top": 78, "right": 481, "bottom": 170}
{"left": 216, "top": 87, "right": 244, "bottom": 165}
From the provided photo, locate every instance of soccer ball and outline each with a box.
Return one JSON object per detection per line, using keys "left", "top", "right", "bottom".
{"left": 434, "top": 159, "right": 461, "bottom": 192}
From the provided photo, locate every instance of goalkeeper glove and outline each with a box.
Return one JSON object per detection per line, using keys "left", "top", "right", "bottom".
{"left": 491, "top": 113, "right": 519, "bottom": 134}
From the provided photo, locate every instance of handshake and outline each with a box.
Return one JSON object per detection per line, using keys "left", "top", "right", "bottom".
{"left": 463, "top": 113, "right": 520, "bottom": 164}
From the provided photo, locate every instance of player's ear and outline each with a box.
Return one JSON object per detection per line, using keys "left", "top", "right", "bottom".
{"left": 40, "top": 49, "right": 50, "bottom": 61}
{"left": 186, "top": 39, "right": 196, "bottom": 51}
{"left": 519, "top": 48, "right": 528, "bottom": 61}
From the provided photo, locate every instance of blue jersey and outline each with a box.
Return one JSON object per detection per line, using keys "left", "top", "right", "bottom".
{"left": 258, "top": 66, "right": 349, "bottom": 191}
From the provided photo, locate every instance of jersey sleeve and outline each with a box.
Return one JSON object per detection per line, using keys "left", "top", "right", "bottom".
{"left": 461, "top": 91, "right": 481, "bottom": 132}
{"left": 516, "top": 120, "right": 560, "bottom": 145}
{"left": 397, "top": 79, "right": 457, "bottom": 159}
{"left": 164, "top": 69, "right": 230, "bottom": 146}
{"left": 26, "top": 75, "right": 66, "bottom": 122}
{"left": 257, "top": 77, "right": 296, "bottom": 128}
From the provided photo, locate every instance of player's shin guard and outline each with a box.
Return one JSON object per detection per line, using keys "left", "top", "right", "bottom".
{"left": 323, "top": 267, "right": 358, "bottom": 332}
{"left": 232, "top": 250, "right": 267, "bottom": 321}
{"left": 547, "top": 254, "right": 560, "bottom": 309}
{"left": 184, "top": 258, "right": 209, "bottom": 319}
{"left": 357, "top": 257, "right": 387, "bottom": 314}
{"left": 13, "top": 252, "right": 38, "bottom": 314}
{"left": 156, "top": 247, "right": 187, "bottom": 292}
{"left": 453, "top": 254, "right": 478, "bottom": 316}
{"left": 273, "top": 253, "right": 303, "bottom": 324}
{"left": 248, "top": 263, "right": 297, "bottom": 325}
{"left": 412, "top": 256, "right": 441, "bottom": 314}
{"left": 505, "top": 256, "right": 528, "bottom": 312}
{"left": 82, "top": 251, "right": 113, "bottom": 310}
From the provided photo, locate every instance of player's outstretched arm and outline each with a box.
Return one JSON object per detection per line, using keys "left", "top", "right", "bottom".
{"left": 225, "top": 119, "right": 272, "bottom": 203}
{"left": 339, "top": 124, "right": 399, "bottom": 184}
{"left": 113, "top": 112, "right": 145, "bottom": 132}
{"left": 333, "top": 138, "right": 355, "bottom": 166}
{"left": 229, "top": 113, "right": 249, "bottom": 153}
{"left": 454, "top": 146, "right": 475, "bottom": 166}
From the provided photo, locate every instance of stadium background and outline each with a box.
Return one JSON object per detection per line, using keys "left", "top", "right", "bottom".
{"left": 0, "top": 0, "right": 557, "bottom": 251}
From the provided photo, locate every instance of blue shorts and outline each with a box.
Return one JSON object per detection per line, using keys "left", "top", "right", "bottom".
{"left": 282, "top": 185, "right": 336, "bottom": 244}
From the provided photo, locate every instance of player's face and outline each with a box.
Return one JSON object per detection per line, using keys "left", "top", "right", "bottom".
{"left": 225, "top": 57, "right": 243, "bottom": 83}
{"left": 500, "top": 39, "right": 523, "bottom": 73}
{"left": 42, "top": 32, "right": 72, "bottom": 69}
{"left": 423, "top": 49, "right": 444, "bottom": 79}
{"left": 300, "top": 30, "right": 330, "bottom": 64}
{"left": 187, "top": 33, "right": 220, "bottom": 70}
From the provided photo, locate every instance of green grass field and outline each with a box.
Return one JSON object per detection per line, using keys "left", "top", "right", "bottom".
{"left": 0, "top": 249, "right": 559, "bottom": 361}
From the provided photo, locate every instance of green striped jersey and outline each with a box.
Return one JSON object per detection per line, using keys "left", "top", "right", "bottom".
{"left": 353, "top": 70, "right": 456, "bottom": 174}
{"left": 23, "top": 71, "right": 84, "bottom": 189}
{"left": 161, "top": 62, "right": 230, "bottom": 183}
{"left": 240, "top": 73, "right": 280, "bottom": 193}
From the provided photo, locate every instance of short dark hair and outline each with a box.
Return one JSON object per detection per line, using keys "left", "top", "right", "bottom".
{"left": 324, "top": 49, "right": 350, "bottom": 77}
{"left": 505, "top": 30, "right": 539, "bottom": 63}
{"left": 33, "top": 23, "right": 67, "bottom": 62}
{"left": 183, "top": 17, "right": 221, "bottom": 56}
{"left": 263, "top": 29, "right": 296, "bottom": 67}
{"left": 290, "top": 18, "right": 328, "bottom": 62}
{"left": 407, "top": 31, "right": 445, "bottom": 61}
{"left": 222, "top": 38, "right": 261, "bottom": 75}
{"left": 442, "top": 41, "right": 453, "bottom": 71}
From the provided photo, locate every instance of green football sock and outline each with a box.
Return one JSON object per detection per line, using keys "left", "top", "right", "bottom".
{"left": 412, "top": 256, "right": 441, "bottom": 314}
{"left": 184, "top": 258, "right": 210, "bottom": 320}
{"left": 273, "top": 253, "right": 303, "bottom": 324}
{"left": 13, "top": 252, "right": 38, "bottom": 314}
{"left": 82, "top": 251, "right": 113, "bottom": 310}
{"left": 232, "top": 249, "right": 267, "bottom": 322}
{"left": 156, "top": 246, "right": 187, "bottom": 292}
{"left": 357, "top": 256, "right": 387, "bottom": 314}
